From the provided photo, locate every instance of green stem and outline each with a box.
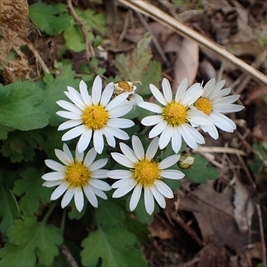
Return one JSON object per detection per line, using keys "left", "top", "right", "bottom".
{"left": 60, "top": 208, "right": 67, "bottom": 236}
{"left": 42, "top": 201, "right": 57, "bottom": 224}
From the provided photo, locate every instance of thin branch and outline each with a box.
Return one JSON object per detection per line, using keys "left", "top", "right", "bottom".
{"left": 67, "top": 0, "right": 95, "bottom": 58}
{"left": 117, "top": 0, "right": 267, "bottom": 86}
{"left": 256, "top": 204, "right": 266, "bottom": 267}
{"left": 26, "top": 41, "right": 50, "bottom": 74}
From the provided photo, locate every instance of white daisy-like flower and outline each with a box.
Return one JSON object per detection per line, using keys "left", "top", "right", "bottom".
{"left": 56, "top": 75, "right": 134, "bottom": 154}
{"left": 114, "top": 80, "right": 144, "bottom": 105}
{"left": 139, "top": 78, "right": 209, "bottom": 153}
{"left": 193, "top": 78, "right": 244, "bottom": 139}
{"left": 108, "top": 136, "right": 185, "bottom": 215}
{"left": 42, "top": 143, "right": 111, "bottom": 212}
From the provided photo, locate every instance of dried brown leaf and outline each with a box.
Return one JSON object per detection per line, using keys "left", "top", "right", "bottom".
{"left": 233, "top": 179, "right": 254, "bottom": 232}
{"left": 173, "top": 37, "right": 199, "bottom": 91}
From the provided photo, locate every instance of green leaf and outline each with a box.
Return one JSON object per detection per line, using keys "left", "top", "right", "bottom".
{"left": 95, "top": 200, "right": 125, "bottom": 229}
{"left": 0, "top": 181, "right": 18, "bottom": 233}
{"left": 81, "top": 227, "right": 147, "bottom": 267}
{"left": 81, "top": 9, "right": 106, "bottom": 34}
{"left": 183, "top": 155, "right": 218, "bottom": 183}
{"left": 0, "top": 80, "right": 49, "bottom": 131}
{"left": 0, "top": 217, "right": 63, "bottom": 267}
{"left": 13, "top": 168, "right": 52, "bottom": 216}
{"left": 29, "top": 3, "right": 72, "bottom": 35}
{"left": 115, "top": 34, "right": 161, "bottom": 96}
{"left": 41, "top": 61, "right": 80, "bottom": 127}
{"left": 64, "top": 24, "right": 87, "bottom": 52}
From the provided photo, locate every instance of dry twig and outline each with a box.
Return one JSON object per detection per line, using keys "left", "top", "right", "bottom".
{"left": 67, "top": 0, "right": 95, "bottom": 58}
{"left": 117, "top": 0, "right": 267, "bottom": 86}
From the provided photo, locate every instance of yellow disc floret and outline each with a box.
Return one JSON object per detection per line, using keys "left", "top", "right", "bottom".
{"left": 118, "top": 81, "right": 132, "bottom": 92}
{"left": 133, "top": 160, "right": 160, "bottom": 187}
{"left": 194, "top": 97, "right": 212, "bottom": 115}
{"left": 162, "top": 101, "right": 188, "bottom": 126}
{"left": 82, "top": 105, "right": 109, "bottom": 130}
{"left": 65, "top": 161, "right": 91, "bottom": 187}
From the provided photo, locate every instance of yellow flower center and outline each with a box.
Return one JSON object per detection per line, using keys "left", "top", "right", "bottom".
{"left": 133, "top": 160, "right": 160, "bottom": 187}
{"left": 82, "top": 105, "right": 109, "bottom": 130}
{"left": 162, "top": 101, "right": 188, "bottom": 126}
{"left": 118, "top": 81, "right": 131, "bottom": 92}
{"left": 65, "top": 161, "right": 91, "bottom": 187}
{"left": 194, "top": 97, "right": 212, "bottom": 115}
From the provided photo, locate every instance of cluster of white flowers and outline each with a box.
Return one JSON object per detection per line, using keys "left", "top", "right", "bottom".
{"left": 42, "top": 75, "right": 243, "bottom": 214}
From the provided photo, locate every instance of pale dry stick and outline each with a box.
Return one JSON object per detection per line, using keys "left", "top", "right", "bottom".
{"left": 67, "top": 0, "right": 95, "bottom": 58}
{"left": 62, "top": 245, "right": 79, "bottom": 267}
{"left": 117, "top": 0, "right": 267, "bottom": 86}
{"left": 119, "top": 10, "right": 131, "bottom": 41}
{"left": 256, "top": 203, "right": 266, "bottom": 267}
{"left": 196, "top": 146, "right": 247, "bottom": 156}
{"left": 135, "top": 11, "right": 169, "bottom": 67}
{"left": 26, "top": 42, "right": 50, "bottom": 74}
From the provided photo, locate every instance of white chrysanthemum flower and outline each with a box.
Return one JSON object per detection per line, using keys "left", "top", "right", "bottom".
{"left": 193, "top": 78, "right": 244, "bottom": 139}
{"left": 42, "top": 143, "right": 111, "bottom": 212}
{"left": 56, "top": 76, "right": 134, "bottom": 154}
{"left": 114, "top": 80, "right": 144, "bottom": 105}
{"left": 108, "top": 136, "right": 185, "bottom": 215}
{"left": 139, "top": 78, "right": 209, "bottom": 153}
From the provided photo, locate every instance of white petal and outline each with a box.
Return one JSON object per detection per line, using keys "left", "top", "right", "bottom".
{"left": 213, "top": 103, "right": 244, "bottom": 114}
{"left": 56, "top": 100, "right": 82, "bottom": 114}
{"left": 90, "top": 179, "right": 111, "bottom": 191}
{"left": 107, "top": 170, "right": 132, "bottom": 179}
{"left": 79, "top": 80, "right": 92, "bottom": 106}
{"left": 104, "top": 126, "right": 130, "bottom": 140}
{"left": 107, "top": 118, "right": 134, "bottom": 128}
{"left": 63, "top": 144, "right": 74, "bottom": 162}
{"left": 77, "top": 129, "right": 92, "bottom": 153}
{"left": 112, "top": 178, "right": 134, "bottom": 188}
{"left": 180, "top": 124, "right": 204, "bottom": 149}
{"left": 90, "top": 158, "right": 108, "bottom": 171}
{"left": 75, "top": 146, "right": 84, "bottom": 162}
{"left": 171, "top": 127, "right": 182, "bottom": 153}
{"left": 138, "top": 102, "right": 162, "bottom": 113}
{"left": 203, "top": 78, "right": 216, "bottom": 97}
{"left": 84, "top": 148, "right": 97, "bottom": 167}
{"left": 149, "top": 120, "right": 167, "bottom": 138}
{"left": 159, "top": 126, "right": 173, "bottom": 150}
{"left": 111, "top": 152, "right": 134, "bottom": 168}
{"left": 108, "top": 103, "right": 133, "bottom": 117}
{"left": 92, "top": 75, "right": 102, "bottom": 104}
{"left": 58, "top": 120, "right": 82, "bottom": 131}
{"left": 61, "top": 187, "right": 75, "bottom": 208}
{"left": 129, "top": 184, "right": 142, "bottom": 211}
{"left": 132, "top": 136, "right": 144, "bottom": 160}
{"left": 161, "top": 169, "right": 184, "bottom": 179}
{"left": 209, "top": 112, "right": 236, "bottom": 132}
{"left": 149, "top": 84, "right": 167, "bottom": 105}
{"left": 151, "top": 186, "right": 166, "bottom": 208}
{"left": 141, "top": 115, "right": 163, "bottom": 126}
{"left": 45, "top": 159, "right": 65, "bottom": 172}
{"left": 74, "top": 188, "right": 84, "bottom": 212}
{"left": 42, "top": 171, "right": 64, "bottom": 181}
{"left": 182, "top": 83, "right": 202, "bottom": 105}
{"left": 93, "top": 130, "right": 104, "bottom": 154}
{"left": 120, "top": 143, "right": 138, "bottom": 163}
{"left": 145, "top": 137, "right": 159, "bottom": 160}
{"left": 154, "top": 180, "right": 173, "bottom": 198}
{"left": 83, "top": 185, "right": 98, "bottom": 207}
{"left": 62, "top": 125, "right": 87, "bottom": 141}
{"left": 162, "top": 78, "right": 173, "bottom": 103}
{"left": 91, "top": 187, "right": 108, "bottom": 199}
{"left": 112, "top": 179, "right": 136, "bottom": 198}
{"left": 51, "top": 183, "right": 68, "bottom": 200}
{"left": 106, "top": 92, "right": 128, "bottom": 110}
{"left": 100, "top": 82, "right": 114, "bottom": 106}
{"left": 43, "top": 180, "right": 62, "bottom": 187}
{"left": 66, "top": 87, "right": 85, "bottom": 109}
{"left": 56, "top": 111, "right": 81, "bottom": 120}
{"left": 159, "top": 154, "right": 180, "bottom": 169}
{"left": 55, "top": 148, "right": 72, "bottom": 165}
{"left": 201, "top": 123, "right": 219, "bottom": 139}
{"left": 175, "top": 78, "right": 188, "bottom": 101}
{"left": 102, "top": 128, "right": 116, "bottom": 147}
{"left": 91, "top": 169, "right": 108, "bottom": 179}
{"left": 144, "top": 187, "right": 154, "bottom": 215}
